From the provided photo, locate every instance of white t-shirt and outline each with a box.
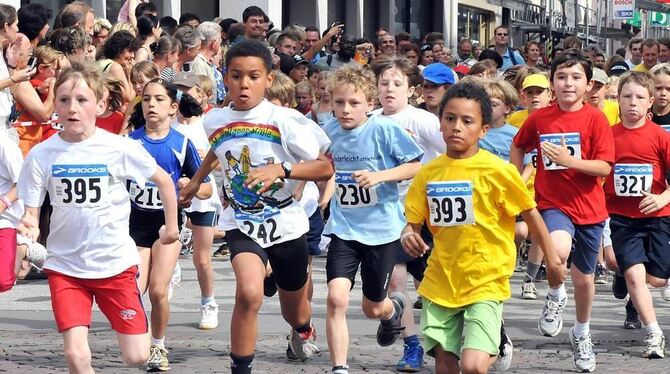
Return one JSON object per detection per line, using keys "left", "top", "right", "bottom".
{"left": 172, "top": 117, "right": 223, "bottom": 214}
{"left": 18, "top": 129, "right": 158, "bottom": 278}
{"left": 371, "top": 105, "right": 444, "bottom": 163}
{"left": 0, "top": 53, "right": 12, "bottom": 121}
{"left": 0, "top": 137, "right": 23, "bottom": 229}
{"left": 203, "top": 100, "right": 330, "bottom": 248}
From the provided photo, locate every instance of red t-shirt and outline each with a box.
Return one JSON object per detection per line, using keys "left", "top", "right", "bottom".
{"left": 604, "top": 120, "right": 670, "bottom": 218}
{"left": 513, "top": 103, "right": 615, "bottom": 224}
{"left": 96, "top": 111, "right": 124, "bottom": 134}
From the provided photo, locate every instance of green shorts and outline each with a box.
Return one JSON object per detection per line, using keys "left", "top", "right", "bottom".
{"left": 421, "top": 299, "right": 503, "bottom": 358}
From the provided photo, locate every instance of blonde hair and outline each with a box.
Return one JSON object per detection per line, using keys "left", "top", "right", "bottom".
{"left": 328, "top": 64, "right": 377, "bottom": 102}
{"left": 92, "top": 17, "right": 112, "bottom": 36}
{"left": 618, "top": 71, "right": 654, "bottom": 98}
{"left": 266, "top": 71, "right": 296, "bottom": 107}
{"left": 55, "top": 61, "right": 104, "bottom": 101}
{"left": 316, "top": 70, "right": 332, "bottom": 100}
{"left": 483, "top": 79, "right": 520, "bottom": 109}
{"left": 650, "top": 63, "right": 670, "bottom": 78}
{"left": 33, "top": 45, "right": 64, "bottom": 66}
{"left": 606, "top": 75, "right": 620, "bottom": 88}
{"left": 468, "top": 60, "right": 497, "bottom": 79}
{"left": 197, "top": 74, "right": 214, "bottom": 101}
{"left": 103, "top": 77, "right": 124, "bottom": 112}
{"left": 109, "top": 22, "right": 137, "bottom": 38}
{"left": 130, "top": 61, "right": 159, "bottom": 85}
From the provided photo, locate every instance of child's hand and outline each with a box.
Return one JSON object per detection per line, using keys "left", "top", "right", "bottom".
{"left": 639, "top": 190, "right": 670, "bottom": 214}
{"left": 353, "top": 170, "right": 382, "bottom": 189}
{"left": 401, "top": 232, "right": 429, "bottom": 258}
{"left": 245, "top": 164, "right": 283, "bottom": 194}
{"left": 18, "top": 218, "right": 39, "bottom": 243}
{"left": 159, "top": 224, "right": 179, "bottom": 245}
{"left": 177, "top": 177, "right": 190, "bottom": 189}
{"left": 540, "top": 136, "right": 573, "bottom": 168}
{"left": 544, "top": 254, "right": 567, "bottom": 287}
{"left": 178, "top": 180, "right": 199, "bottom": 207}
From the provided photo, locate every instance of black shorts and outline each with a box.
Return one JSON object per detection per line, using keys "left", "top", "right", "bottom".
{"left": 610, "top": 214, "right": 670, "bottom": 279}
{"left": 130, "top": 208, "right": 183, "bottom": 248}
{"left": 395, "top": 224, "right": 432, "bottom": 282}
{"left": 326, "top": 235, "right": 398, "bottom": 302}
{"left": 185, "top": 210, "right": 218, "bottom": 227}
{"left": 226, "top": 229, "right": 309, "bottom": 292}
{"left": 307, "top": 210, "right": 325, "bottom": 256}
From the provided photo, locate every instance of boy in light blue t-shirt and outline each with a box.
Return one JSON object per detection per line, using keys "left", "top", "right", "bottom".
{"left": 321, "top": 64, "right": 423, "bottom": 374}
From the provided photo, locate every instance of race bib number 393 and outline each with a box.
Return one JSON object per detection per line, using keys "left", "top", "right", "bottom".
{"left": 335, "top": 171, "right": 378, "bottom": 209}
{"left": 427, "top": 181, "right": 475, "bottom": 226}
{"left": 614, "top": 164, "right": 652, "bottom": 197}
{"left": 51, "top": 164, "right": 109, "bottom": 207}
{"left": 539, "top": 132, "right": 581, "bottom": 170}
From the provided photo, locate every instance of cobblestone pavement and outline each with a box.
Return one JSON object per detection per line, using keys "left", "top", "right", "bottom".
{"left": 1, "top": 255, "right": 670, "bottom": 373}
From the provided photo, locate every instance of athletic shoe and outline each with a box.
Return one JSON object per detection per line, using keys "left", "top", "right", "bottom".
{"left": 377, "top": 292, "right": 406, "bottom": 346}
{"left": 24, "top": 240, "right": 47, "bottom": 270}
{"left": 538, "top": 295, "right": 567, "bottom": 337}
{"left": 198, "top": 302, "right": 219, "bottom": 330}
{"left": 642, "top": 332, "right": 666, "bottom": 358}
{"left": 413, "top": 296, "right": 423, "bottom": 310}
{"left": 491, "top": 326, "right": 513, "bottom": 372}
{"left": 179, "top": 226, "right": 192, "bottom": 246}
{"left": 535, "top": 265, "right": 547, "bottom": 281}
{"left": 594, "top": 264, "right": 609, "bottom": 285}
{"left": 624, "top": 299, "right": 642, "bottom": 329}
{"left": 660, "top": 281, "right": 670, "bottom": 301}
{"left": 612, "top": 271, "right": 628, "bottom": 299}
{"left": 521, "top": 281, "right": 538, "bottom": 300}
{"left": 147, "top": 345, "right": 170, "bottom": 372}
{"left": 286, "top": 342, "right": 300, "bottom": 361}
{"left": 167, "top": 263, "right": 182, "bottom": 301}
{"left": 212, "top": 243, "right": 230, "bottom": 260}
{"left": 570, "top": 327, "right": 596, "bottom": 373}
{"left": 396, "top": 341, "right": 423, "bottom": 372}
{"left": 264, "top": 274, "right": 277, "bottom": 297}
{"left": 288, "top": 323, "right": 319, "bottom": 360}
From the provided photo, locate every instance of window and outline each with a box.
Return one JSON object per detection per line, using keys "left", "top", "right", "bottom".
{"left": 457, "top": 5, "right": 491, "bottom": 46}
{"left": 181, "top": 0, "right": 217, "bottom": 24}
{"left": 394, "top": 0, "right": 435, "bottom": 41}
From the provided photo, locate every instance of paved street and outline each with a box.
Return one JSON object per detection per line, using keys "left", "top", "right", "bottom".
{"left": 1, "top": 253, "right": 670, "bottom": 373}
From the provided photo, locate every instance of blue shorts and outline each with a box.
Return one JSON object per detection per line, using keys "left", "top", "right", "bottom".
{"left": 306, "top": 210, "right": 324, "bottom": 256}
{"left": 541, "top": 209, "right": 605, "bottom": 274}
{"left": 185, "top": 210, "right": 218, "bottom": 227}
{"left": 610, "top": 214, "right": 670, "bottom": 279}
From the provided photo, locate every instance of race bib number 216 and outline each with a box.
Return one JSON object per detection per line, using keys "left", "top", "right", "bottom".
{"left": 51, "top": 164, "right": 109, "bottom": 207}
{"left": 427, "top": 181, "right": 475, "bottom": 226}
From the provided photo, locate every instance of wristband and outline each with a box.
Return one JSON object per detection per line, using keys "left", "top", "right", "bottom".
{"left": 400, "top": 232, "right": 414, "bottom": 243}
{"left": 0, "top": 195, "right": 10, "bottom": 209}
{"left": 9, "top": 76, "right": 16, "bottom": 83}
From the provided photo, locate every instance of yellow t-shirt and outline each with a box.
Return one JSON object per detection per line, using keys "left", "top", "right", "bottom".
{"left": 633, "top": 64, "right": 649, "bottom": 72}
{"left": 508, "top": 109, "right": 529, "bottom": 128}
{"left": 405, "top": 150, "right": 536, "bottom": 308}
{"left": 601, "top": 100, "right": 620, "bottom": 126}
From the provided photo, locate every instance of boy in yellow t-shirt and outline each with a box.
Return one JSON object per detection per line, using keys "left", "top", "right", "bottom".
{"left": 401, "top": 82, "right": 564, "bottom": 374}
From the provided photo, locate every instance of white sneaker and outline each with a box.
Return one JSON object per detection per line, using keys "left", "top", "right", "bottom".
{"left": 521, "top": 282, "right": 538, "bottom": 300}
{"left": 198, "top": 302, "right": 219, "bottom": 330}
{"left": 167, "top": 263, "right": 182, "bottom": 301}
{"left": 18, "top": 235, "right": 47, "bottom": 269}
{"left": 570, "top": 327, "right": 596, "bottom": 372}
{"left": 660, "top": 281, "right": 670, "bottom": 301}
{"left": 643, "top": 332, "right": 665, "bottom": 358}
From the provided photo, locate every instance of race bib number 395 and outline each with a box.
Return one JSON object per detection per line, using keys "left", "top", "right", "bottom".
{"left": 51, "top": 164, "right": 109, "bottom": 207}
{"left": 614, "top": 164, "right": 652, "bottom": 197}
{"left": 427, "top": 181, "right": 475, "bottom": 226}
{"left": 539, "top": 132, "right": 581, "bottom": 170}
{"left": 335, "top": 171, "right": 378, "bottom": 209}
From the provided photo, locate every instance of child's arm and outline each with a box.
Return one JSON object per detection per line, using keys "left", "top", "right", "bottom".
{"left": 353, "top": 159, "right": 421, "bottom": 189}
{"left": 319, "top": 175, "right": 335, "bottom": 210}
{"left": 639, "top": 189, "right": 670, "bottom": 215}
{"left": 292, "top": 180, "right": 307, "bottom": 201}
{"left": 540, "top": 139, "right": 611, "bottom": 177}
{"left": 18, "top": 206, "right": 40, "bottom": 243}
{"left": 521, "top": 163, "right": 535, "bottom": 183}
{"left": 179, "top": 149, "right": 218, "bottom": 206}
{"left": 177, "top": 177, "right": 213, "bottom": 200}
{"left": 510, "top": 144, "right": 526, "bottom": 175}
{"left": 150, "top": 168, "right": 179, "bottom": 244}
{"left": 245, "top": 153, "right": 334, "bottom": 194}
{"left": 521, "top": 207, "right": 566, "bottom": 287}
{"left": 400, "top": 223, "right": 430, "bottom": 258}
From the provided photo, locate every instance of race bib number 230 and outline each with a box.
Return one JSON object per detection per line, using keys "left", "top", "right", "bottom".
{"left": 51, "top": 164, "right": 109, "bottom": 207}
{"left": 427, "top": 181, "right": 475, "bottom": 226}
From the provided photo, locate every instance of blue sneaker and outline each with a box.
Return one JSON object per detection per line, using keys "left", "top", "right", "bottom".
{"left": 396, "top": 342, "right": 423, "bottom": 372}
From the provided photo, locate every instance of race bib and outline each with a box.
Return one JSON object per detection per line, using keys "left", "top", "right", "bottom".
{"left": 335, "top": 171, "right": 379, "bottom": 209}
{"left": 530, "top": 150, "right": 539, "bottom": 168}
{"left": 128, "top": 180, "right": 163, "bottom": 210}
{"left": 539, "top": 132, "right": 581, "bottom": 170}
{"left": 427, "top": 181, "right": 475, "bottom": 226}
{"left": 51, "top": 164, "right": 109, "bottom": 207}
{"left": 613, "top": 164, "right": 652, "bottom": 197}
{"left": 661, "top": 125, "right": 670, "bottom": 133}
{"left": 235, "top": 208, "right": 290, "bottom": 247}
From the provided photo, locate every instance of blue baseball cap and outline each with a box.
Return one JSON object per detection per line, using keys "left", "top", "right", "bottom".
{"left": 422, "top": 63, "right": 456, "bottom": 85}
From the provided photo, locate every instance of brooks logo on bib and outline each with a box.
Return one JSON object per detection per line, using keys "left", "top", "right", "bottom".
{"left": 427, "top": 181, "right": 475, "bottom": 226}
{"left": 539, "top": 132, "right": 581, "bottom": 170}
{"left": 51, "top": 164, "right": 109, "bottom": 207}
{"left": 335, "top": 171, "right": 378, "bottom": 208}
{"left": 614, "top": 164, "right": 652, "bottom": 197}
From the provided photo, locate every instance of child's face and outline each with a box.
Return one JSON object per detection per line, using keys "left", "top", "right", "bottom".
{"left": 552, "top": 63, "right": 593, "bottom": 107}
{"left": 318, "top": 80, "right": 331, "bottom": 102}
{"left": 605, "top": 83, "right": 618, "bottom": 101}
{"left": 54, "top": 78, "right": 105, "bottom": 138}
{"left": 490, "top": 97, "right": 510, "bottom": 124}
{"left": 308, "top": 72, "right": 319, "bottom": 89}
{"left": 441, "top": 97, "right": 488, "bottom": 157}
{"left": 224, "top": 56, "right": 274, "bottom": 110}
{"left": 295, "top": 88, "right": 311, "bottom": 109}
{"left": 378, "top": 67, "right": 413, "bottom": 114}
{"left": 653, "top": 73, "right": 670, "bottom": 109}
{"left": 586, "top": 81, "right": 606, "bottom": 108}
{"left": 142, "top": 82, "right": 178, "bottom": 126}
{"left": 290, "top": 64, "right": 308, "bottom": 83}
{"left": 619, "top": 81, "right": 653, "bottom": 124}
{"left": 331, "top": 83, "right": 373, "bottom": 130}
{"left": 132, "top": 74, "right": 152, "bottom": 97}
{"left": 521, "top": 86, "right": 552, "bottom": 112}
{"left": 423, "top": 81, "right": 448, "bottom": 109}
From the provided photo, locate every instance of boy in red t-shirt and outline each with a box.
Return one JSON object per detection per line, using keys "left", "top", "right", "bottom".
{"left": 511, "top": 52, "right": 615, "bottom": 373}
{"left": 604, "top": 71, "right": 670, "bottom": 359}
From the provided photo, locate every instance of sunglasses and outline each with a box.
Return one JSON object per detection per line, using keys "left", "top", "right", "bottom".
{"left": 497, "top": 33, "right": 508, "bottom": 36}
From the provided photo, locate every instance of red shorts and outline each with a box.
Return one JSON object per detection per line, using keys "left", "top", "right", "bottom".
{"left": 0, "top": 227, "right": 17, "bottom": 293}
{"left": 46, "top": 266, "right": 148, "bottom": 334}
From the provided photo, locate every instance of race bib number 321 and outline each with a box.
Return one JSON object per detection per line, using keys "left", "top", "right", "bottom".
{"left": 51, "top": 164, "right": 109, "bottom": 206}
{"left": 427, "top": 181, "right": 475, "bottom": 226}
{"left": 539, "top": 132, "right": 581, "bottom": 170}
{"left": 614, "top": 164, "right": 652, "bottom": 197}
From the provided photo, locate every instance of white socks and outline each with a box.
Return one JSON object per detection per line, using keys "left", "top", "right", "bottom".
{"left": 573, "top": 321, "right": 590, "bottom": 338}
{"left": 646, "top": 321, "right": 663, "bottom": 335}
{"left": 151, "top": 336, "right": 165, "bottom": 348}
{"left": 548, "top": 284, "right": 567, "bottom": 300}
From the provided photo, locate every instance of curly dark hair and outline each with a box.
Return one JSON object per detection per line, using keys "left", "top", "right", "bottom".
{"left": 18, "top": 3, "right": 51, "bottom": 42}
{"left": 439, "top": 82, "right": 493, "bottom": 125}
{"left": 103, "top": 30, "right": 137, "bottom": 59}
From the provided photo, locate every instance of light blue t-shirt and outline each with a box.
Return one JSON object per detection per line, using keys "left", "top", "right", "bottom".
{"left": 323, "top": 115, "right": 423, "bottom": 245}
{"left": 501, "top": 48, "right": 525, "bottom": 70}
{"left": 478, "top": 123, "right": 531, "bottom": 164}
